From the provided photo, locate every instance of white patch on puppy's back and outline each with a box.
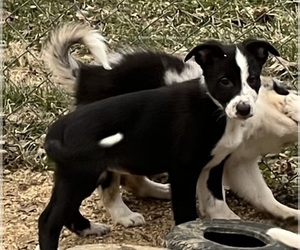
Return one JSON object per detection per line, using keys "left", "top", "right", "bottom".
{"left": 164, "top": 60, "right": 204, "bottom": 85}
{"left": 99, "top": 133, "right": 124, "bottom": 147}
{"left": 107, "top": 48, "right": 147, "bottom": 67}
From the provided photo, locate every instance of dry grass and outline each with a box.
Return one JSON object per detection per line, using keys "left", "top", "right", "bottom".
{"left": 2, "top": 0, "right": 298, "bottom": 249}
{"left": 3, "top": 168, "right": 298, "bottom": 250}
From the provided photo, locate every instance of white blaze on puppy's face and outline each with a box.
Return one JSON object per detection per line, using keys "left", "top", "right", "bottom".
{"left": 235, "top": 47, "right": 249, "bottom": 85}
{"left": 225, "top": 47, "right": 258, "bottom": 119}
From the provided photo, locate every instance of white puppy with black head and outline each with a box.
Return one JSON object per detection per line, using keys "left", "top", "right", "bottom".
{"left": 197, "top": 76, "right": 299, "bottom": 220}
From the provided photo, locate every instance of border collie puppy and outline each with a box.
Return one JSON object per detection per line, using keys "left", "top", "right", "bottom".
{"left": 95, "top": 77, "right": 299, "bottom": 223}
{"left": 40, "top": 24, "right": 280, "bottom": 250}
{"left": 42, "top": 24, "right": 292, "bottom": 228}
{"left": 43, "top": 24, "right": 204, "bottom": 227}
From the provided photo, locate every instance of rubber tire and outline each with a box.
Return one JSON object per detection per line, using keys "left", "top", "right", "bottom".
{"left": 165, "top": 219, "right": 294, "bottom": 250}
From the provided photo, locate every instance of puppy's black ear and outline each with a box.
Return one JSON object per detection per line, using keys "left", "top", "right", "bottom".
{"left": 272, "top": 78, "right": 290, "bottom": 96}
{"left": 184, "top": 41, "right": 226, "bottom": 67}
{"left": 243, "top": 39, "right": 280, "bottom": 64}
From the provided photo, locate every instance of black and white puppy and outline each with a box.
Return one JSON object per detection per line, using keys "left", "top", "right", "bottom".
{"left": 39, "top": 24, "right": 279, "bottom": 250}
{"left": 44, "top": 24, "right": 204, "bottom": 227}
{"left": 43, "top": 23, "right": 281, "bottom": 227}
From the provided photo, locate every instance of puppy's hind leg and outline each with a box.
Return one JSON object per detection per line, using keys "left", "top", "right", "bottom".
{"left": 38, "top": 170, "right": 109, "bottom": 250}
{"left": 64, "top": 209, "right": 110, "bottom": 237}
{"left": 122, "top": 175, "right": 171, "bottom": 200}
{"left": 97, "top": 172, "right": 145, "bottom": 227}
{"left": 224, "top": 156, "right": 300, "bottom": 220}
{"left": 38, "top": 174, "right": 79, "bottom": 250}
{"left": 38, "top": 193, "right": 62, "bottom": 250}
{"left": 63, "top": 173, "right": 110, "bottom": 237}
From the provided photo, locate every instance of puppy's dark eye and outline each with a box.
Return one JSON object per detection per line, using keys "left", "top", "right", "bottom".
{"left": 220, "top": 78, "right": 231, "bottom": 86}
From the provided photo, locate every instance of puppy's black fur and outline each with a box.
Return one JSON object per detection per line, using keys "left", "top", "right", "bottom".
{"left": 76, "top": 51, "right": 189, "bottom": 105}
{"left": 40, "top": 81, "right": 225, "bottom": 250}
{"left": 40, "top": 31, "right": 280, "bottom": 249}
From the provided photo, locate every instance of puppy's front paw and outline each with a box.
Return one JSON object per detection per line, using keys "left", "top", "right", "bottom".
{"left": 284, "top": 94, "right": 300, "bottom": 123}
{"left": 79, "top": 222, "right": 110, "bottom": 237}
{"left": 116, "top": 212, "right": 145, "bottom": 227}
{"left": 204, "top": 199, "right": 240, "bottom": 220}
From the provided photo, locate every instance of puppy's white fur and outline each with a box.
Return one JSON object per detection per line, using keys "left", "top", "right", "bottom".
{"left": 198, "top": 78, "right": 299, "bottom": 220}
{"left": 225, "top": 47, "right": 258, "bottom": 119}
{"left": 122, "top": 175, "right": 171, "bottom": 200}
{"left": 97, "top": 175, "right": 170, "bottom": 227}
{"left": 236, "top": 47, "right": 249, "bottom": 84}
{"left": 99, "top": 133, "right": 124, "bottom": 148}
{"left": 164, "top": 60, "right": 204, "bottom": 86}
{"left": 267, "top": 228, "right": 300, "bottom": 248}
{"left": 79, "top": 222, "right": 110, "bottom": 237}
{"left": 97, "top": 174, "right": 145, "bottom": 227}
{"left": 222, "top": 84, "right": 299, "bottom": 220}
{"left": 83, "top": 33, "right": 111, "bottom": 70}
{"left": 197, "top": 118, "right": 246, "bottom": 219}
{"left": 43, "top": 23, "right": 111, "bottom": 92}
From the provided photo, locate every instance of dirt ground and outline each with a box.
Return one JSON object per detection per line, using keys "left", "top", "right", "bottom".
{"left": 3, "top": 167, "right": 298, "bottom": 250}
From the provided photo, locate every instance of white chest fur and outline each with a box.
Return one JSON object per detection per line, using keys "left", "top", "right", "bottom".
{"left": 208, "top": 118, "right": 246, "bottom": 168}
{"left": 196, "top": 117, "right": 247, "bottom": 219}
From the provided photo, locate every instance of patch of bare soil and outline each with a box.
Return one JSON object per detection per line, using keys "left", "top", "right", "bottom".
{"left": 3, "top": 167, "right": 298, "bottom": 250}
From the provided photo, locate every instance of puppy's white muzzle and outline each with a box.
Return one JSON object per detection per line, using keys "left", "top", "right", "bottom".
{"left": 226, "top": 99, "right": 255, "bottom": 120}
{"left": 225, "top": 84, "right": 258, "bottom": 120}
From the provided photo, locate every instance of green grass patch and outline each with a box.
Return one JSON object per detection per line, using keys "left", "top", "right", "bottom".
{"left": 2, "top": 0, "right": 298, "bottom": 201}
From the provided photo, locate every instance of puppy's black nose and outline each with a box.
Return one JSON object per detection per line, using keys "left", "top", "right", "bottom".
{"left": 236, "top": 102, "right": 251, "bottom": 117}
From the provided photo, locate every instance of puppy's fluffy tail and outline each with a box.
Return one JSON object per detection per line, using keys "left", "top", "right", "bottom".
{"left": 43, "top": 23, "right": 111, "bottom": 89}
{"left": 267, "top": 227, "right": 300, "bottom": 249}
